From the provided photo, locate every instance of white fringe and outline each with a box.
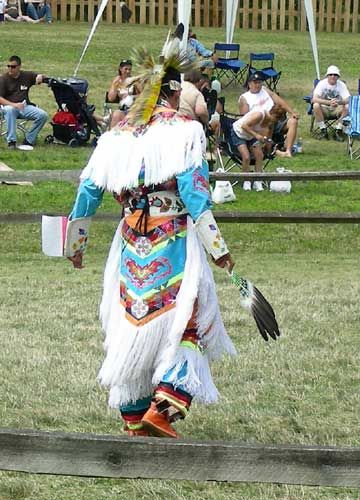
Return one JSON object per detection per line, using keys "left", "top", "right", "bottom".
{"left": 97, "top": 217, "right": 236, "bottom": 408}
{"left": 80, "top": 119, "right": 206, "bottom": 193}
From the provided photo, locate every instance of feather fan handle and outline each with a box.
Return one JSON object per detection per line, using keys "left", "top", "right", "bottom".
{"left": 228, "top": 269, "right": 281, "bottom": 342}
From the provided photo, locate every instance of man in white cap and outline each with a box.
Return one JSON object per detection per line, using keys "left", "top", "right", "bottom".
{"left": 312, "top": 65, "right": 350, "bottom": 141}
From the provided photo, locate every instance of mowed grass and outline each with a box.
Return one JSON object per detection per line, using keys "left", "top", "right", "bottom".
{"left": 0, "top": 22, "right": 360, "bottom": 500}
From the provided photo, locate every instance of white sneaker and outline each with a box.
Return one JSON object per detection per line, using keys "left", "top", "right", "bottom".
{"left": 243, "top": 181, "right": 251, "bottom": 191}
{"left": 253, "top": 181, "right": 264, "bottom": 192}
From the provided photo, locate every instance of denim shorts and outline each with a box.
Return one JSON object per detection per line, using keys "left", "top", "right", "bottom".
{"left": 231, "top": 128, "right": 257, "bottom": 147}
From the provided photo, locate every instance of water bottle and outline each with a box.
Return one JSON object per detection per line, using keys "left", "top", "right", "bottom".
{"left": 297, "top": 137, "right": 303, "bottom": 153}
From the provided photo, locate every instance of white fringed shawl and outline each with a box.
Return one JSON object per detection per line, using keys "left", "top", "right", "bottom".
{"left": 80, "top": 114, "right": 206, "bottom": 193}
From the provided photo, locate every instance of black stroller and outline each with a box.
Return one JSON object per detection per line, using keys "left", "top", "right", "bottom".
{"left": 44, "top": 77, "right": 101, "bottom": 147}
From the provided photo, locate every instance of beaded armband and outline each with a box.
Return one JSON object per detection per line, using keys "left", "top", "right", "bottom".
{"left": 194, "top": 210, "right": 229, "bottom": 260}
{"left": 64, "top": 217, "right": 92, "bottom": 257}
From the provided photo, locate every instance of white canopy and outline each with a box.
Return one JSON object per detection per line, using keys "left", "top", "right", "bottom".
{"left": 74, "top": 0, "right": 321, "bottom": 82}
{"left": 225, "top": 0, "right": 320, "bottom": 78}
{"left": 226, "top": 0, "right": 239, "bottom": 43}
{"left": 177, "top": 0, "right": 192, "bottom": 50}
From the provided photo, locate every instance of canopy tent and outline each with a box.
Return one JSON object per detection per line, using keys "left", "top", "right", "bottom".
{"left": 73, "top": 0, "right": 108, "bottom": 76}
{"left": 225, "top": 0, "right": 320, "bottom": 78}
{"left": 73, "top": 0, "right": 321, "bottom": 83}
{"left": 177, "top": 0, "right": 192, "bottom": 51}
{"left": 226, "top": 0, "right": 239, "bottom": 43}
{"left": 304, "top": 0, "right": 320, "bottom": 79}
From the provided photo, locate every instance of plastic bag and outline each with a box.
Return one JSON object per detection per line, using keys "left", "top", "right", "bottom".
{"left": 211, "top": 168, "right": 236, "bottom": 204}
{"left": 269, "top": 167, "right": 292, "bottom": 193}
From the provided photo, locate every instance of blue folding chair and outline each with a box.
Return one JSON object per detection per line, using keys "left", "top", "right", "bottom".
{"left": 248, "top": 53, "right": 281, "bottom": 92}
{"left": 213, "top": 43, "right": 247, "bottom": 88}
{"left": 346, "top": 95, "right": 360, "bottom": 160}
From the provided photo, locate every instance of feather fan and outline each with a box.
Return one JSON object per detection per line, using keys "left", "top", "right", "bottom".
{"left": 228, "top": 270, "right": 281, "bottom": 342}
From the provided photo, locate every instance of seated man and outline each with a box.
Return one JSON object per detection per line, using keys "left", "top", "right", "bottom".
{"left": 24, "top": 0, "right": 52, "bottom": 23}
{"left": 0, "top": 55, "right": 48, "bottom": 149}
{"left": 312, "top": 65, "right": 350, "bottom": 141}
{"left": 238, "top": 71, "right": 299, "bottom": 158}
{"left": 179, "top": 70, "right": 209, "bottom": 128}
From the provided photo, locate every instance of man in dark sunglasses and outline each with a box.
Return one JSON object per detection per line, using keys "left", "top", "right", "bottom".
{"left": 0, "top": 55, "right": 48, "bottom": 149}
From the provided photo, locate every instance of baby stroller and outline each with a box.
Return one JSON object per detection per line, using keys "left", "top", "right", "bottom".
{"left": 44, "top": 77, "right": 101, "bottom": 147}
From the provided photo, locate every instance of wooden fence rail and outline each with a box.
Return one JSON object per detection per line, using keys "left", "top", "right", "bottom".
{"left": 2, "top": 212, "right": 360, "bottom": 224}
{"left": 1, "top": 428, "right": 360, "bottom": 486}
{"left": 2, "top": 169, "right": 360, "bottom": 183}
{"left": 50, "top": 0, "right": 360, "bottom": 33}
{"left": 2, "top": 170, "right": 360, "bottom": 224}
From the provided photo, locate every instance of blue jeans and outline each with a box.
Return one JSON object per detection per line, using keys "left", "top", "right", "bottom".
{"left": 2, "top": 104, "right": 48, "bottom": 144}
{"left": 26, "top": 2, "right": 52, "bottom": 22}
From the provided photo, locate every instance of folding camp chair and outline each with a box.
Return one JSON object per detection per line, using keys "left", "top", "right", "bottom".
{"left": 213, "top": 43, "right": 247, "bottom": 88}
{"left": 247, "top": 53, "right": 281, "bottom": 92}
{"left": 303, "top": 79, "right": 339, "bottom": 139}
{"left": 346, "top": 95, "right": 360, "bottom": 160}
{"left": 0, "top": 106, "right": 29, "bottom": 142}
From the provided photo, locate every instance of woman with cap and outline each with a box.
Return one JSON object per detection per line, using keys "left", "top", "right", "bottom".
{"left": 66, "top": 31, "right": 237, "bottom": 439}
{"left": 312, "top": 65, "right": 350, "bottom": 141}
{"left": 232, "top": 100, "right": 284, "bottom": 192}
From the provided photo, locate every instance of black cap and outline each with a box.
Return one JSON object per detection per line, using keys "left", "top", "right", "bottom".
{"left": 248, "top": 71, "right": 264, "bottom": 82}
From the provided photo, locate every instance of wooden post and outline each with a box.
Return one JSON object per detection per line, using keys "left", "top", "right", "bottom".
{"left": 279, "top": 0, "right": 285, "bottom": 30}
{"left": 351, "top": 0, "right": 359, "bottom": 32}
{"left": 326, "top": 0, "right": 333, "bottom": 32}
{"left": 271, "top": 0, "right": 278, "bottom": 31}
{"left": 149, "top": 0, "right": 156, "bottom": 25}
{"left": 128, "top": 0, "right": 135, "bottom": 23}
{"left": 334, "top": 0, "right": 342, "bottom": 32}
{"left": 343, "top": 0, "right": 351, "bottom": 31}
{"left": 194, "top": 0, "right": 201, "bottom": 26}
{"left": 318, "top": 0, "right": 325, "bottom": 31}
{"left": 242, "top": 0, "right": 249, "bottom": 29}
{"left": 252, "top": 0, "right": 258, "bottom": 29}
{"left": 139, "top": 0, "right": 146, "bottom": 24}
{"left": 158, "top": 0, "right": 164, "bottom": 25}
{"left": 60, "top": 0, "right": 67, "bottom": 21}
{"left": 70, "top": 0, "right": 77, "bottom": 21}
{"left": 204, "top": 0, "right": 210, "bottom": 27}
{"left": 261, "top": 0, "right": 268, "bottom": 30}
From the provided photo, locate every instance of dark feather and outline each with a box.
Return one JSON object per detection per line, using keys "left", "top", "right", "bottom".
{"left": 172, "top": 23, "right": 185, "bottom": 41}
{"left": 229, "top": 271, "right": 281, "bottom": 342}
{"left": 251, "top": 287, "right": 281, "bottom": 341}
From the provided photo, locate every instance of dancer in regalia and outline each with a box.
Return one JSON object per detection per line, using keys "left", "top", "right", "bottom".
{"left": 67, "top": 29, "right": 237, "bottom": 438}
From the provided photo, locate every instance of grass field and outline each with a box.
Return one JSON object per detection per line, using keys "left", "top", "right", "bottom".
{"left": 0, "top": 22, "right": 360, "bottom": 500}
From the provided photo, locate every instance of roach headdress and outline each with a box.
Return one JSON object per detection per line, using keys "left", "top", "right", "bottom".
{"left": 126, "top": 23, "right": 199, "bottom": 126}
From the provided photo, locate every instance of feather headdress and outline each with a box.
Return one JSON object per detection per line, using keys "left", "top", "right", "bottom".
{"left": 126, "top": 23, "right": 200, "bottom": 126}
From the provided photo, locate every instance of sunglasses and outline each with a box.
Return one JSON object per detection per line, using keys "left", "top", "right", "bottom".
{"left": 7, "top": 64, "right": 19, "bottom": 69}
{"left": 328, "top": 74, "right": 339, "bottom": 77}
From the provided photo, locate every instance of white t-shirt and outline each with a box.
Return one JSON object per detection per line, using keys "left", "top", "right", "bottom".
{"left": 239, "top": 87, "right": 274, "bottom": 112}
{"left": 233, "top": 110, "right": 265, "bottom": 140}
{"left": 313, "top": 78, "right": 350, "bottom": 102}
{"left": 0, "top": 0, "right": 7, "bottom": 14}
